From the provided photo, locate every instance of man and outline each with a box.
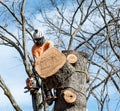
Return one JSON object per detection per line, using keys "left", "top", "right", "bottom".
{"left": 32, "top": 29, "right": 53, "bottom": 63}
{"left": 31, "top": 29, "right": 56, "bottom": 105}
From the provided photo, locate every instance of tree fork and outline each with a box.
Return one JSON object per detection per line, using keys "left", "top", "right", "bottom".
{"left": 44, "top": 50, "right": 89, "bottom": 111}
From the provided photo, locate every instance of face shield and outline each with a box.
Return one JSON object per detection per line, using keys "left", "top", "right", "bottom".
{"left": 33, "top": 29, "right": 45, "bottom": 45}
{"left": 35, "top": 37, "right": 45, "bottom": 45}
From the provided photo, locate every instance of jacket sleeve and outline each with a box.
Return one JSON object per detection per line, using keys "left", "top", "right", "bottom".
{"left": 43, "top": 40, "right": 54, "bottom": 51}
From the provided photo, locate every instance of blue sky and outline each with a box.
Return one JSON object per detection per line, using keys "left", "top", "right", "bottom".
{"left": 0, "top": 0, "right": 120, "bottom": 111}
{"left": 0, "top": 46, "right": 32, "bottom": 111}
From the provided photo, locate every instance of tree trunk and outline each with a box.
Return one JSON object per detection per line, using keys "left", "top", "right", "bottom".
{"left": 44, "top": 50, "right": 89, "bottom": 111}
{"left": 31, "top": 91, "right": 41, "bottom": 111}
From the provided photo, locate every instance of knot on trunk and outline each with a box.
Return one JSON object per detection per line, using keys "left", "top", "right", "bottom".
{"left": 63, "top": 88, "right": 77, "bottom": 104}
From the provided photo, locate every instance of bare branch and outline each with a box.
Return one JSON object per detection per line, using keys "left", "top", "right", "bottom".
{"left": 0, "top": 74, "right": 22, "bottom": 111}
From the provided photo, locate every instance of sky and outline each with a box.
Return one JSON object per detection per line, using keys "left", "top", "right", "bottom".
{"left": 0, "top": 0, "right": 120, "bottom": 111}
{"left": 0, "top": 46, "right": 32, "bottom": 111}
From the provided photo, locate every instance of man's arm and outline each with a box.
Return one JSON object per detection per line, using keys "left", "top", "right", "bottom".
{"left": 43, "top": 40, "right": 54, "bottom": 51}
{"left": 47, "top": 40, "right": 54, "bottom": 48}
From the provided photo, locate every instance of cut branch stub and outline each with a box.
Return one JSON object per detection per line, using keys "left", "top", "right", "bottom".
{"left": 67, "top": 54, "right": 78, "bottom": 64}
{"left": 35, "top": 47, "right": 66, "bottom": 78}
{"left": 63, "top": 88, "right": 77, "bottom": 104}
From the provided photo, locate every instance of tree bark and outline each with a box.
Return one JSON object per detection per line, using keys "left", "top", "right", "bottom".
{"left": 44, "top": 50, "right": 89, "bottom": 111}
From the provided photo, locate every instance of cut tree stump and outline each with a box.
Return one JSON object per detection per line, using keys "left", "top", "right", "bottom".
{"left": 35, "top": 47, "right": 66, "bottom": 78}
{"left": 43, "top": 50, "right": 89, "bottom": 111}
{"left": 63, "top": 88, "right": 77, "bottom": 104}
{"left": 67, "top": 54, "right": 78, "bottom": 64}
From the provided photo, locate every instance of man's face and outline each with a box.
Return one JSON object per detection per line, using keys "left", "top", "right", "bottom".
{"left": 35, "top": 37, "right": 45, "bottom": 45}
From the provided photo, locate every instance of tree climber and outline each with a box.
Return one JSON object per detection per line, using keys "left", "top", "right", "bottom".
{"left": 31, "top": 29, "right": 56, "bottom": 105}
{"left": 32, "top": 29, "right": 54, "bottom": 64}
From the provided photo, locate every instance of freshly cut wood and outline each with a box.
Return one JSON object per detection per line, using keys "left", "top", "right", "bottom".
{"left": 63, "top": 88, "right": 77, "bottom": 104}
{"left": 35, "top": 47, "right": 66, "bottom": 78}
{"left": 67, "top": 54, "right": 78, "bottom": 64}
